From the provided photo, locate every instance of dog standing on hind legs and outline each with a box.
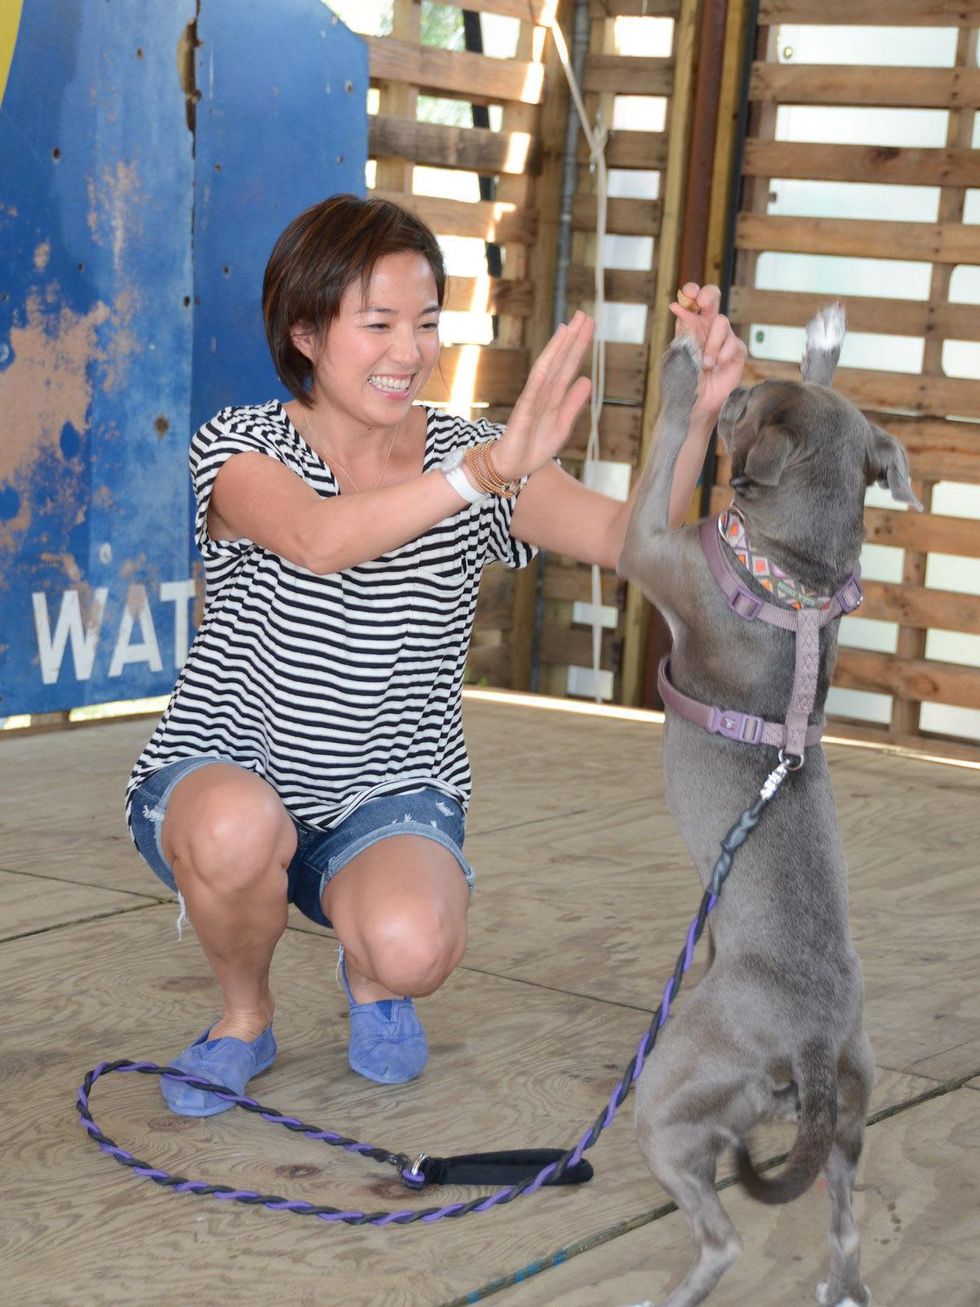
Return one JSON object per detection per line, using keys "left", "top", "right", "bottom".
{"left": 617, "top": 303, "right": 922, "bottom": 1307}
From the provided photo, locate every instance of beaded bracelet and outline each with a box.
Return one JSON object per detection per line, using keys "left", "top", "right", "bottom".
{"left": 463, "top": 441, "right": 521, "bottom": 499}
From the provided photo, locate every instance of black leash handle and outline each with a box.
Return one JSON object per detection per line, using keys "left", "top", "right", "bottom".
{"left": 406, "top": 1149, "right": 593, "bottom": 1189}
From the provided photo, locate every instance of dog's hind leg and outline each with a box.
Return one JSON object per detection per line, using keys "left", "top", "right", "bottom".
{"left": 639, "top": 1126, "right": 740, "bottom": 1307}
{"left": 816, "top": 1033, "right": 874, "bottom": 1307}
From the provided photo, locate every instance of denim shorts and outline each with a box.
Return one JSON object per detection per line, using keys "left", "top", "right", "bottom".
{"left": 128, "top": 755, "right": 473, "bottom": 929}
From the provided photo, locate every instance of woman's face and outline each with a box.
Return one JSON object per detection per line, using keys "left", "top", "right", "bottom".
{"left": 300, "top": 250, "right": 441, "bottom": 434}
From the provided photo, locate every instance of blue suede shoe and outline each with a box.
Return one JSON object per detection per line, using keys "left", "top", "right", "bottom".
{"left": 338, "top": 947, "right": 428, "bottom": 1085}
{"left": 161, "top": 1024, "right": 277, "bottom": 1117}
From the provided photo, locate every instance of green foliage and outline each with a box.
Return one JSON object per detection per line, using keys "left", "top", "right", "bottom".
{"left": 421, "top": 2, "right": 464, "bottom": 51}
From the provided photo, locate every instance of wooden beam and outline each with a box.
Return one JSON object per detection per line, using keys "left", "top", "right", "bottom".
{"left": 864, "top": 507, "right": 980, "bottom": 559}
{"left": 736, "top": 214, "right": 980, "bottom": 265}
{"left": 750, "top": 63, "right": 980, "bottom": 110}
{"left": 566, "top": 264, "right": 657, "bottom": 303}
{"left": 742, "top": 358, "right": 980, "bottom": 421}
{"left": 372, "top": 0, "right": 420, "bottom": 196}
{"left": 867, "top": 416, "right": 980, "bottom": 484}
{"left": 742, "top": 140, "right": 980, "bottom": 187}
{"left": 727, "top": 287, "right": 980, "bottom": 342}
{"left": 577, "top": 129, "right": 667, "bottom": 170}
{"left": 418, "top": 345, "right": 528, "bottom": 405}
{"left": 834, "top": 650, "right": 980, "bottom": 712}
{"left": 423, "top": 0, "right": 680, "bottom": 20}
{"left": 573, "top": 194, "right": 661, "bottom": 235}
{"left": 859, "top": 580, "right": 980, "bottom": 636}
{"left": 366, "top": 35, "right": 545, "bottom": 105}
{"left": 372, "top": 189, "right": 538, "bottom": 244}
{"left": 583, "top": 55, "right": 674, "bottom": 94}
{"left": 759, "top": 0, "right": 980, "bottom": 24}
{"left": 370, "top": 115, "right": 539, "bottom": 174}
{"left": 443, "top": 275, "right": 535, "bottom": 316}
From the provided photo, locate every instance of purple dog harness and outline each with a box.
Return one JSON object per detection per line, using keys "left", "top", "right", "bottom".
{"left": 658, "top": 512, "right": 863, "bottom": 760}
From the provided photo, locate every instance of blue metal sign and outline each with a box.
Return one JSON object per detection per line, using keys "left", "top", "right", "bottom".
{"left": 0, "top": 1, "right": 367, "bottom": 718}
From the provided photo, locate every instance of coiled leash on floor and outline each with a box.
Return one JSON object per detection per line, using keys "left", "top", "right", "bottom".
{"left": 76, "top": 754, "right": 799, "bottom": 1226}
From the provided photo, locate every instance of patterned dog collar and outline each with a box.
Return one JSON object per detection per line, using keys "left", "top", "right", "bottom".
{"left": 718, "top": 505, "right": 831, "bottom": 611}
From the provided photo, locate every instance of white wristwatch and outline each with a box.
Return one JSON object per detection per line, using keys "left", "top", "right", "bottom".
{"left": 439, "top": 448, "right": 490, "bottom": 504}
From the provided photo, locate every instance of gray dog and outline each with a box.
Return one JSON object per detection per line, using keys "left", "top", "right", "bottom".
{"left": 617, "top": 305, "right": 921, "bottom": 1307}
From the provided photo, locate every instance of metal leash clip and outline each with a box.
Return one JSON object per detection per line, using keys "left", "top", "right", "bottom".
{"left": 400, "top": 1153, "right": 428, "bottom": 1189}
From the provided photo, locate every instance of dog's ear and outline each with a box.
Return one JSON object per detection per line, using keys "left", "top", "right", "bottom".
{"left": 866, "top": 423, "right": 923, "bottom": 511}
{"left": 741, "top": 423, "right": 794, "bottom": 487}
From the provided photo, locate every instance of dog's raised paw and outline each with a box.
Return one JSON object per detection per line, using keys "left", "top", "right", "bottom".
{"left": 660, "top": 335, "right": 701, "bottom": 410}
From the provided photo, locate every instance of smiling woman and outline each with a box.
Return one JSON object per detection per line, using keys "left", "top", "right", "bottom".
{"left": 122, "top": 191, "right": 743, "bottom": 1115}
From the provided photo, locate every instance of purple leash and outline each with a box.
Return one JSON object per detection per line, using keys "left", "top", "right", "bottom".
{"left": 76, "top": 756, "right": 797, "bottom": 1227}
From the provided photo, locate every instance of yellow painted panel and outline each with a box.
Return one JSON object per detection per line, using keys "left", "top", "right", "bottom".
{"left": 0, "top": 0, "right": 23, "bottom": 108}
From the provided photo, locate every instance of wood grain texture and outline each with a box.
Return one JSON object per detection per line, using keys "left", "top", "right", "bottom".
{"left": 759, "top": 0, "right": 980, "bottom": 24}
{"left": 728, "top": 286, "right": 980, "bottom": 343}
{"left": 367, "top": 36, "right": 545, "bottom": 105}
{"left": 742, "top": 356, "right": 980, "bottom": 420}
{"left": 750, "top": 63, "right": 980, "bottom": 108}
{"left": 0, "top": 868, "right": 155, "bottom": 942}
{"left": 2, "top": 702, "right": 978, "bottom": 1304}
{"left": 372, "top": 189, "right": 539, "bottom": 244}
{"left": 370, "top": 115, "right": 539, "bottom": 175}
{"left": 742, "top": 140, "right": 980, "bottom": 187}
{"left": 584, "top": 54, "right": 674, "bottom": 95}
{"left": 736, "top": 213, "right": 980, "bottom": 264}
{"left": 491, "top": 1085, "right": 980, "bottom": 1306}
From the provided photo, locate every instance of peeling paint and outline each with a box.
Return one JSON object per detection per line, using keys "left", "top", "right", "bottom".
{"left": 99, "top": 284, "right": 141, "bottom": 393}
{"left": 120, "top": 553, "right": 148, "bottom": 579}
{"left": 85, "top": 159, "right": 142, "bottom": 271}
{"left": 0, "top": 289, "right": 109, "bottom": 486}
{"left": 39, "top": 550, "right": 84, "bottom": 583}
{"left": 33, "top": 239, "right": 50, "bottom": 270}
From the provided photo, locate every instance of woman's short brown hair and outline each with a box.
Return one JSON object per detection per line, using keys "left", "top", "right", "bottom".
{"left": 262, "top": 193, "right": 446, "bottom": 405}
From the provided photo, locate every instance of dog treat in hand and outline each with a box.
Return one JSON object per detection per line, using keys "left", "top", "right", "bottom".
{"left": 676, "top": 288, "right": 700, "bottom": 313}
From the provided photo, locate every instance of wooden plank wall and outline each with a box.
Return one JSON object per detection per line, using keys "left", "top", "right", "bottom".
{"left": 502, "top": 0, "right": 694, "bottom": 700}
{"left": 367, "top": 0, "right": 561, "bottom": 688}
{"left": 366, "top": 0, "right": 695, "bottom": 697}
{"left": 720, "top": 0, "right": 980, "bottom": 761}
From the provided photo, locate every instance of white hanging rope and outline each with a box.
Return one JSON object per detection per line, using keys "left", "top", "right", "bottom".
{"left": 549, "top": 16, "right": 610, "bottom": 703}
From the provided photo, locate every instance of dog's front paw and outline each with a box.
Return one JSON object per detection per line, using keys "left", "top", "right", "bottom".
{"left": 660, "top": 334, "right": 701, "bottom": 415}
{"left": 816, "top": 1283, "right": 871, "bottom": 1307}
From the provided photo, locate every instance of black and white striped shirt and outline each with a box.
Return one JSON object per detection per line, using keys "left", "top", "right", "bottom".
{"left": 125, "top": 401, "right": 533, "bottom": 830}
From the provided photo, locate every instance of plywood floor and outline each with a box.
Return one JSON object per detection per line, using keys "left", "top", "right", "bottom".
{"left": 1, "top": 695, "right": 977, "bottom": 1307}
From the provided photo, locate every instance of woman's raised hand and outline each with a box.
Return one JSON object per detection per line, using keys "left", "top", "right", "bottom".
{"left": 669, "top": 283, "right": 747, "bottom": 417}
{"left": 492, "top": 311, "right": 595, "bottom": 484}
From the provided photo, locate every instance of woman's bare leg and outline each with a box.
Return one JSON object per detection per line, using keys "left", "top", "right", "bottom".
{"left": 161, "top": 764, "right": 297, "bottom": 1041}
{"left": 321, "top": 835, "right": 469, "bottom": 1002}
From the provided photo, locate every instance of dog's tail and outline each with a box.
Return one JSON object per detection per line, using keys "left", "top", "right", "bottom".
{"left": 734, "top": 1039, "right": 837, "bottom": 1205}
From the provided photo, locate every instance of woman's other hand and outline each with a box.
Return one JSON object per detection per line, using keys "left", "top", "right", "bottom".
{"left": 670, "top": 283, "right": 747, "bottom": 419}
{"left": 492, "top": 311, "right": 595, "bottom": 484}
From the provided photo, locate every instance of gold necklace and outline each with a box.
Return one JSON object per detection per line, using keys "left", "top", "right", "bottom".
{"left": 301, "top": 410, "right": 400, "bottom": 493}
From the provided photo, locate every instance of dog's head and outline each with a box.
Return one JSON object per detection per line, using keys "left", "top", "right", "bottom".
{"left": 715, "top": 308, "right": 921, "bottom": 581}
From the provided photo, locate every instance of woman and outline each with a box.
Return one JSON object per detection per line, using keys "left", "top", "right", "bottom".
{"left": 126, "top": 193, "right": 746, "bottom": 1114}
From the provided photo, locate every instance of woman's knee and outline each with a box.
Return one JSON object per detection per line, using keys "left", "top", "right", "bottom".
{"left": 362, "top": 911, "right": 467, "bottom": 997}
{"left": 163, "top": 769, "right": 296, "bottom": 894}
